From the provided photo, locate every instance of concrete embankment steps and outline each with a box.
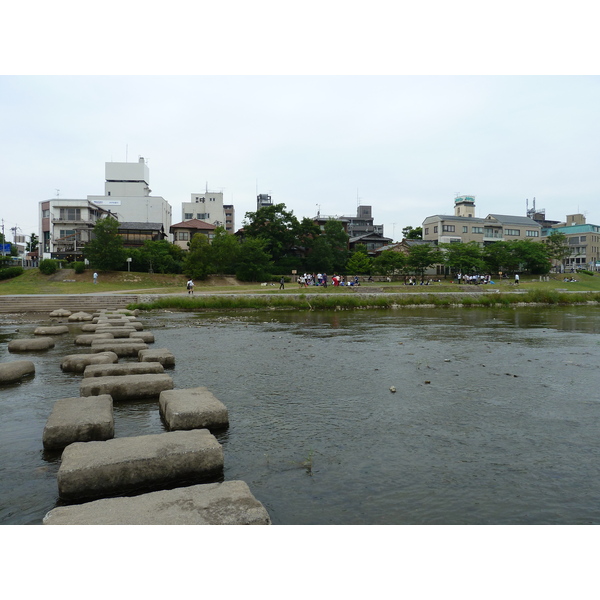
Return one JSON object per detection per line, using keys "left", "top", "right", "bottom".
{"left": 0, "top": 295, "right": 140, "bottom": 314}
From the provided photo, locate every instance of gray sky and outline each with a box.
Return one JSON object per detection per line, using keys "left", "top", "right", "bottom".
{"left": 2, "top": 6, "right": 599, "bottom": 243}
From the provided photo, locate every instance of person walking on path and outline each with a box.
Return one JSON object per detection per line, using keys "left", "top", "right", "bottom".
{"left": 514, "top": 273, "right": 520, "bottom": 285}
{"left": 279, "top": 276, "right": 285, "bottom": 290}
{"left": 187, "top": 279, "right": 194, "bottom": 294}
{"left": 93, "top": 272, "right": 98, "bottom": 284}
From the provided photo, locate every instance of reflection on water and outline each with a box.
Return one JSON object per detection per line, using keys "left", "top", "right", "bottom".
{"left": 1, "top": 305, "right": 600, "bottom": 524}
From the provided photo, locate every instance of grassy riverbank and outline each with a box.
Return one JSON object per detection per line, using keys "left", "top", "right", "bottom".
{"left": 129, "top": 288, "right": 600, "bottom": 312}
{"left": 2, "top": 269, "right": 600, "bottom": 312}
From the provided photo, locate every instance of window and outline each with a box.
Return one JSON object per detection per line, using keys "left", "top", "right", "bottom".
{"left": 42, "top": 209, "right": 50, "bottom": 218}
{"left": 184, "top": 213, "right": 193, "bottom": 219}
{"left": 424, "top": 228, "right": 429, "bottom": 235}
{"left": 197, "top": 213, "right": 207, "bottom": 220}
{"left": 505, "top": 229, "right": 520, "bottom": 236}
{"left": 526, "top": 230, "right": 539, "bottom": 237}
{"left": 580, "top": 235, "right": 586, "bottom": 242}
{"left": 472, "top": 227, "right": 483, "bottom": 234}
{"left": 463, "top": 226, "right": 468, "bottom": 233}
{"left": 434, "top": 226, "right": 438, "bottom": 233}
{"left": 442, "top": 225, "right": 455, "bottom": 232}
{"left": 178, "top": 232, "right": 189, "bottom": 241}
{"left": 59, "top": 208, "right": 81, "bottom": 220}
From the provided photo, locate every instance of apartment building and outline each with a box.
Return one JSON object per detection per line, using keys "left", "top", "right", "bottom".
{"left": 422, "top": 195, "right": 542, "bottom": 245}
{"left": 546, "top": 213, "right": 600, "bottom": 272}
{"left": 182, "top": 191, "right": 235, "bottom": 233}
{"left": 39, "top": 198, "right": 109, "bottom": 261}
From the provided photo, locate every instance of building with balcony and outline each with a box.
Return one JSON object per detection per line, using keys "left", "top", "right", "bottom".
{"left": 39, "top": 198, "right": 109, "bottom": 261}
{"left": 422, "top": 195, "right": 542, "bottom": 245}
{"left": 181, "top": 190, "right": 235, "bottom": 233}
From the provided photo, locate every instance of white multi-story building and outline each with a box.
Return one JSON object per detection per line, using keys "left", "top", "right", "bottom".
{"left": 181, "top": 190, "right": 235, "bottom": 233}
{"left": 39, "top": 198, "right": 108, "bottom": 260}
{"left": 88, "top": 157, "right": 172, "bottom": 239}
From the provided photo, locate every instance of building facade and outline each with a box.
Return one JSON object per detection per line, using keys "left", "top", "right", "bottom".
{"left": 88, "top": 158, "right": 173, "bottom": 239}
{"left": 545, "top": 213, "right": 600, "bottom": 272}
{"left": 181, "top": 191, "right": 235, "bottom": 233}
{"left": 39, "top": 198, "right": 109, "bottom": 261}
{"left": 422, "top": 196, "right": 542, "bottom": 245}
{"left": 170, "top": 219, "right": 217, "bottom": 250}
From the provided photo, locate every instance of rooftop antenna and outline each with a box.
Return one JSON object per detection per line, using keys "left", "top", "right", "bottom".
{"left": 55, "top": 189, "right": 60, "bottom": 198}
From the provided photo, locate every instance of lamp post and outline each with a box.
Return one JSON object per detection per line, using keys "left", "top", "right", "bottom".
{"left": 127, "top": 257, "right": 132, "bottom": 272}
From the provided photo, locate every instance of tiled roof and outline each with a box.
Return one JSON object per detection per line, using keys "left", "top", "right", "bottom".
{"left": 170, "top": 219, "right": 217, "bottom": 230}
{"left": 118, "top": 222, "right": 164, "bottom": 231}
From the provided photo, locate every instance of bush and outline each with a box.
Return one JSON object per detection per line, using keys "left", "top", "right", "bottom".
{"left": 39, "top": 259, "right": 59, "bottom": 275}
{"left": 72, "top": 261, "right": 86, "bottom": 274}
{"left": 0, "top": 266, "right": 24, "bottom": 280}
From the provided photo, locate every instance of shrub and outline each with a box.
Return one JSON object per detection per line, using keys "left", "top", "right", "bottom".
{"left": 39, "top": 259, "right": 59, "bottom": 275}
{"left": 72, "top": 261, "right": 86, "bottom": 274}
{"left": 0, "top": 266, "right": 24, "bottom": 280}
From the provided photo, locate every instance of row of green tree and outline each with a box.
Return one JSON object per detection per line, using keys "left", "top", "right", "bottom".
{"left": 81, "top": 209, "right": 571, "bottom": 280}
{"left": 371, "top": 232, "right": 570, "bottom": 278}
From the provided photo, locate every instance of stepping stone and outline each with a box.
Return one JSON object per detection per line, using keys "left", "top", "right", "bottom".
{"left": 90, "top": 340, "right": 148, "bottom": 357}
{"left": 79, "top": 373, "right": 173, "bottom": 400}
{"left": 68, "top": 312, "right": 94, "bottom": 322}
{"left": 61, "top": 351, "right": 118, "bottom": 373}
{"left": 93, "top": 327, "right": 136, "bottom": 338}
{"left": 56, "top": 429, "right": 224, "bottom": 501}
{"left": 74, "top": 333, "right": 115, "bottom": 345}
{"left": 8, "top": 337, "right": 55, "bottom": 352}
{"left": 49, "top": 309, "right": 72, "bottom": 317}
{"left": 159, "top": 387, "right": 229, "bottom": 432}
{"left": 43, "top": 481, "right": 271, "bottom": 525}
{"left": 138, "top": 348, "right": 175, "bottom": 367}
{"left": 129, "top": 331, "right": 154, "bottom": 343}
{"left": 0, "top": 360, "right": 35, "bottom": 384}
{"left": 83, "top": 362, "right": 165, "bottom": 378}
{"left": 42, "top": 395, "right": 114, "bottom": 450}
{"left": 34, "top": 325, "right": 69, "bottom": 335}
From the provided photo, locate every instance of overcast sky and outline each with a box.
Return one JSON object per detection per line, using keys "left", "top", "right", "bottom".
{"left": 2, "top": 4, "right": 599, "bottom": 245}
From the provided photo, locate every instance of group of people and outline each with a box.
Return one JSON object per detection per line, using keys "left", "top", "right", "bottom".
{"left": 297, "top": 273, "right": 361, "bottom": 288}
{"left": 455, "top": 273, "right": 495, "bottom": 285}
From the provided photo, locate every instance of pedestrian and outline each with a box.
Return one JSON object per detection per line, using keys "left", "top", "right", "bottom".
{"left": 93, "top": 272, "right": 98, "bottom": 284}
{"left": 279, "top": 276, "right": 285, "bottom": 290}
{"left": 514, "top": 273, "right": 520, "bottom": 285}
{"left": 187, "top": 278, "right": 194, "bottom": 294}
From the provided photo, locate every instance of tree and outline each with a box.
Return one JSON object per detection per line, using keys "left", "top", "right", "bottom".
{"left": 511, "top": 239, "right": 551, "bottom": 274}
{"left": 482, "top": 241, "right": 516, "bottom": 274}
{"left": 372, "top": 249, "right": 406, "bottom": 277}
{"left": 210, "top": 227, "right": 241, "bottom": 275}
{"left": 346, "top": 245, "right": 372, "bottom": 275}
{"left": 544, "top": 231, "right": 571, "bottom": 270}
{"left": 242, "top": 203, "right": 300, "bottom": 266}
{"left": 402, "top": 226, "right": 423, "bottom": 240}
{"left": 304, "top": 218, "right": 349, "bottom": 274}
{"left": 132, "top": 240, "right": 184, "bottom": 274}
{"left": 235, "top": 238, "right": 273, "bottom": 281}
{"left": 406, "top": 244, "right": 440, "bottom": 281}
{"left": 183, "top": 233, "right": 214, "bottom": 280}
{"left": 26, "top": 233, "right": 39, "bottom": 253}
{"left": 84, "top": 217, "right": 126, "bottom": 271}
{"left": 440, "top": 241, "right": 485, "bottom": 276}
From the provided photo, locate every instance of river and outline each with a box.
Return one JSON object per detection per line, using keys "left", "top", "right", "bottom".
{"left": 1, "top": 305, "right": 599, "bottom": 524}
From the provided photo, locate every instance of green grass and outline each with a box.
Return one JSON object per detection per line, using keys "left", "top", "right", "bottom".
{"left": 3, "top": 269, "right": 600, "bottom": 311}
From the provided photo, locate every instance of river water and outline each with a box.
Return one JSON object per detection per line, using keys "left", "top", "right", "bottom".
{"left": 1, "top": 305, "right": 599, "bottom": 525}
